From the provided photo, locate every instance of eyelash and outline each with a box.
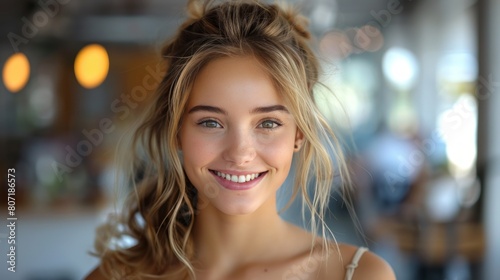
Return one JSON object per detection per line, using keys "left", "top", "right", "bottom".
{"left": 197, "top": 119, "right": 222, "bottom": 128}
{"left": 196, "top": 119, "right": 283, "bottom": 130}
{"left": 258, "top": 119, "right": 282, "bottom": 130}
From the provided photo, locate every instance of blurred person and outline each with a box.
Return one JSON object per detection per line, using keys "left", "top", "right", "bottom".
{"left": 85, "top": 1, "right": 395, "bottom": 279}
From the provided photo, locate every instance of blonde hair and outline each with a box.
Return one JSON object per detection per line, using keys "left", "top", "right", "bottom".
{"left": 93, "top": 0, "right": 353, "bottom": 278}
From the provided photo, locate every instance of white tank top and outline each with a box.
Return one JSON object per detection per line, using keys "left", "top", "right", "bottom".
{"left": 344, "top": 247, "right": 368, "bottom": 280}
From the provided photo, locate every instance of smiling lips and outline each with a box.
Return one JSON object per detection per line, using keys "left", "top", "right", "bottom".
{"left": 210, "top": 170, "right": 267, "bottom": 190}
{"left": 215, "top": 171, "right": 261, "bottom": 183}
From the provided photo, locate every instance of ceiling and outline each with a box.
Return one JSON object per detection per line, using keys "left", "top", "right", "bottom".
{"left": 0, "top": 0, "right": 418, "bottom": 47}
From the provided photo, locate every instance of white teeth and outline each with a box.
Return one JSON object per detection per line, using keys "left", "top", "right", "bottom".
{"left": 214, "top": 171, "right": 262, "bottom": 183}
{"left": 238, "top": 175, "right": 246, "bottom": 183}
{"left": 231, "top": 175, "right": 238, "bottom": 182}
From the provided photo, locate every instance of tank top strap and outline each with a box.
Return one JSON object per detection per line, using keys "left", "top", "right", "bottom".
{"left": 344, "top": 247, "right": 369, "bottom": 280}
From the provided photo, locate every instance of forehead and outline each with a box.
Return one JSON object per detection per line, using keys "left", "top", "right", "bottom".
{"left": 187, "top": 56, "right": 284, "bottom": 107}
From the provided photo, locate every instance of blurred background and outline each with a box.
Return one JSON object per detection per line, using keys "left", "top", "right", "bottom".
{"left": 0, "top": 0, "right": 498, "bottom": 279}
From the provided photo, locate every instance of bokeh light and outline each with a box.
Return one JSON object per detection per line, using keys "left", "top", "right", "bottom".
{"left": 2, "top": 52, "right": 31, "bottom": 93}
{"left": 354, "top": 25, "right": 384, "bottom": 52}
{"left": 382, "top": 47, "right": 419, "bottom": 90}
{"left": 74, "top": 44, "right": 109, "bottom": 89}
{"left": 438, "top": 94, "right": 477, "bottom": 176}
{"left": 319, "top": 30, "right": 352, "bottom": 60}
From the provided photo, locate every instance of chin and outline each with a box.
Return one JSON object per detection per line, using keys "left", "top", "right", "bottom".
{"left": 217, "top": 201, "right": 262, "bottom": 216}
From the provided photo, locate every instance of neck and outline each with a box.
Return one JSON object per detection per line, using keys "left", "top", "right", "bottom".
{"left": 191, "top": 196, "right": 289, "bottom": 269}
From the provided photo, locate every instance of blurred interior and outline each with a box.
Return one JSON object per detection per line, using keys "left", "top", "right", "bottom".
{"left": 0, "top": 0, "right": 499, "bottom": 279}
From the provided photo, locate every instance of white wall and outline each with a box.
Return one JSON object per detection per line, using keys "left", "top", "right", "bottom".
{"left": 0, "top": 210, "right": 102, "bottom": 280}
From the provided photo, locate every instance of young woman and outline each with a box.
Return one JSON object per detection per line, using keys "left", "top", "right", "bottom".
{"left": 86, "top": 0, "right": 395, "bottom": 279}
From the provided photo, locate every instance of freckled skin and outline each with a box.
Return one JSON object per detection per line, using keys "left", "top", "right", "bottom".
{"left": 179, "top": 56, "right": 302, "bottom": 215}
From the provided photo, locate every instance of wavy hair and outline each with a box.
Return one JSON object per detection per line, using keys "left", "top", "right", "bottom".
{"left": 93, "top": 0, "right": 353, "bottom": 279}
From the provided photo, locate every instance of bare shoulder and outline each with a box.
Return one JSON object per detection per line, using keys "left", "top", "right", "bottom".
{"left": 84, "top": 265, "right": 107, "bottom": 280}
{"left": 337, "top": 244, "right": 396, "bottom": 280}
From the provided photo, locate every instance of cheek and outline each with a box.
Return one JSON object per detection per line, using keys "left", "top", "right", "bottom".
{"left": 182, "top": 137, "right": 209, "bottom": 166}
{"left": 180, "top": 138, "right": 209, "bottom": 192}
{"left": 258, "top": 132, "right": 295, "bottom": 169}
{"left": 180, "top": 130, "right": 221, "bottom": 175}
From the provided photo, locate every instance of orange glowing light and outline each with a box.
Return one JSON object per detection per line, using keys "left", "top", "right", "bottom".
{"left": 2, "top": 52, "right": 30, "bottom": 93}
{"left": 74, "top": 44, "right": 109, "bottom": 89}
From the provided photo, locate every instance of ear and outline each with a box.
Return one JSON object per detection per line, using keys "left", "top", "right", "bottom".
{"left": 294, "top": 129, "right": 304, "bottom": 152}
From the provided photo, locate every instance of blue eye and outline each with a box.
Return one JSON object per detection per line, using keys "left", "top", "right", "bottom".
{"left": 259, "top": 120, "right": 280, "bottom": 129}
{"left": 198, "top": 120, "right": 222, "bottom": 128}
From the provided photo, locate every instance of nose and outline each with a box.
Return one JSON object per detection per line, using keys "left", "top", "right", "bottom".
{"left": 222, "top": 128, "right": 256, "bottom": 166}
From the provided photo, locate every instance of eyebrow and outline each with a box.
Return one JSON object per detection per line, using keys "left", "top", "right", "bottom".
{"left": 187, "top": 105, "right": 227, "bottom": 115}
{"left": 250, "top": 105, "right": 289, "bottom": 114}
{"left": 187, "top": 105, "right": 289, "bottom": 114}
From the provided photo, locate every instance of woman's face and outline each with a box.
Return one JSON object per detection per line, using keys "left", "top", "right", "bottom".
{"left": 179, "top": 56, "right": 303, "bottom": 216}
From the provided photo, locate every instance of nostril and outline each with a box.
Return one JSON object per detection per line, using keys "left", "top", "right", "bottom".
{"left": 222, "top": 148, "right": 256, "bottom": 165}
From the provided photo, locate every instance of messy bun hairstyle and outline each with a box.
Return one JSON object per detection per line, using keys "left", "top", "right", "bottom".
{"left": 93, "top": 0, "right": 352, "bottom": 279}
